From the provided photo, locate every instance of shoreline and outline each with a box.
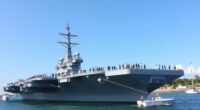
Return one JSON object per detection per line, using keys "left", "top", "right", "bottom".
{"left": 153, "top": 88, "right": 188, "bottom": 93}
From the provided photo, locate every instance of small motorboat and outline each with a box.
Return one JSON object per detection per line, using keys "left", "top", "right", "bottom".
{"left": 137, "top": 96, "right": 174, "bottom": 107}
{"left": 185, "top": 89, "right": 198, "bottom": 94}
{"left": 2, "top": 94, "right": 9, "bottom": 101}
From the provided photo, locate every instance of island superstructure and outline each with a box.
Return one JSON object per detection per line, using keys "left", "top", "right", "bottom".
{"left": 4, "top": 25, "right": 184, "bottom": 103}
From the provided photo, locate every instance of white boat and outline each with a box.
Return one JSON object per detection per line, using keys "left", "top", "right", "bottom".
{"left": 185, "top": 89, "right": 198, "bottom": 94}
{"left": 185, "top": 78, "right": 197, "bottom": 94}
{"left": 137, "top": 96, "right": 174, "bottom": 107}
{"left": 2, "top": 95, "right": 9, "bottom": 101}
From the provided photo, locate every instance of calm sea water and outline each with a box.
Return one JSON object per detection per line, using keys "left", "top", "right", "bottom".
{"left": 0, "top": 93, "right": 200, "bottom": 110}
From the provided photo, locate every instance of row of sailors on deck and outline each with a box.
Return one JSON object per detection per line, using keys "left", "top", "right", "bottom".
{"left": 107, "top": 64, "right": 178, "bottom": 71}
{"left": 158, "top": 65, "right": 177, "bottom": 70}
{"left": 107, "top": 64, "right": 147, "bottom": 71}
{"left": 89, "top": 67, "right": 104, "bottom": 72}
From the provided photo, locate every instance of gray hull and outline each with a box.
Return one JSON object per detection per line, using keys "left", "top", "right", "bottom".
{"left": 21, "top": 69, "right": 183, "bottom": 102}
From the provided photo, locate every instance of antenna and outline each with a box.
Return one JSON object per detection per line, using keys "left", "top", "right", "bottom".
{"left": 190, "top": 62, "right": 193, "bottom": 74}
{"left": 58, "top": 25, "right": 78, "bottom": 64}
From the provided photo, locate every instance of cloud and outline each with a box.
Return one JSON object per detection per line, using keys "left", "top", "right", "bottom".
{"left": 182, "top": 64, "right": 200, "bottom": 78}
{"left": 184, "top": 65, "right": 195, "bottom": 74}
{"left": 175, "top": 64, "right": 183, "bottom": 70}
{"left": 197, "top": 67, "right": 200, "bottom": 74}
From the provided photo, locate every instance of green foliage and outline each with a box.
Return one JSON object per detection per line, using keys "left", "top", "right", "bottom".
{"left": 194, "top": 75, "right": 200, "bottom": 84}
{"left": 172, "top": 75, "right": 200, "bottom": 86}
{"left": 163, "top": 84, "right": 170, "bottom": 88}
{"left": 172, "top": 78, "right": 191, "bottom": 86}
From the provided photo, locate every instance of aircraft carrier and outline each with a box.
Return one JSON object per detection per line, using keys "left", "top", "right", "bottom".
{"left": 4, "top": 25, "right": 184, "bottom": 103}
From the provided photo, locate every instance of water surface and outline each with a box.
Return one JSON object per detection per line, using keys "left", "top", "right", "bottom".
{"left": 0, "top": 93, "right": 200, "bottom": 110}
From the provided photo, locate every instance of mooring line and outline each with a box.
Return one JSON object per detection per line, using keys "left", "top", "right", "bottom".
{"left": 101, "top": 78, "right": 149, "bottom": 94}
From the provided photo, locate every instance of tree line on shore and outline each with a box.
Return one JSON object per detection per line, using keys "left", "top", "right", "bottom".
{"left": 165, "top": 75, "right": 200, "bottom": 87}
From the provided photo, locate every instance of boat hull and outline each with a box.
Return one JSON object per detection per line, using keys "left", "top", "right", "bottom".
{"left": 137, "top": 98, "right": 174, "bottom": 107}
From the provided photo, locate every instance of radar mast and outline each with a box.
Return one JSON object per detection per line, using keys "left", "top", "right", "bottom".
{"left": 58, "top": 24, "right": 78, "bottom": 66}
{"left": 57, "top": 25, "right": 82, "bottom": 74}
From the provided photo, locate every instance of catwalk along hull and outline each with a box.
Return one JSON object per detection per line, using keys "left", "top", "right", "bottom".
{"left": 21, "top": 69, "right": 183, "bottom": 102}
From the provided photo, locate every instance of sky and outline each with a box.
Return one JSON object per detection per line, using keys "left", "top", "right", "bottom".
{"left": 0, "top": 0, "right": 200, "bottom": 93}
